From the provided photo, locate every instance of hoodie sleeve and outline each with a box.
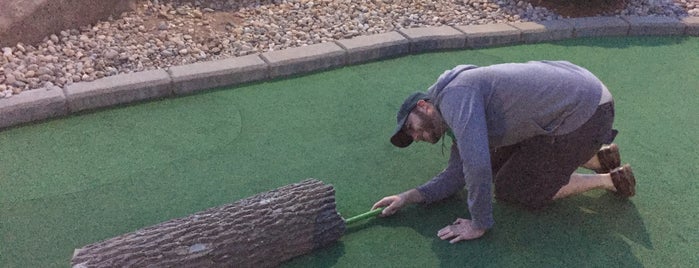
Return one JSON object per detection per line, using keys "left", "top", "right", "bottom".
{"left": 437, "top": 85, "right": 495, "bottom": 230}
{"left": 416, "top": 143, "right": 466, "bottom": 204}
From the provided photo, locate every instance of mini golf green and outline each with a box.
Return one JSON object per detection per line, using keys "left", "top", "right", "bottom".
{"left": 1, "top": 36, "right": 697, "bottom": 267}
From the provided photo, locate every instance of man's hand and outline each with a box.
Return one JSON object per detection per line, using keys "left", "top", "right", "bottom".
{"left": 372, "top": 189, "right": 425, "bottom": 217}
{"left": 371, "top": 195, "right": 406, "bottom": 217}
{"left": 437, "top": 218, "right": 486, "bottom": 243}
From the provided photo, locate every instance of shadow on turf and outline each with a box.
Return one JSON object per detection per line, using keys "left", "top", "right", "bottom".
{"left": 344, "top": 191, "right": 651, "bottom": 267}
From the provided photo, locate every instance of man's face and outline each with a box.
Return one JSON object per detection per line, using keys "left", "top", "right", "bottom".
{"left": 403, "top": 108, "right": 445, "bottom": 144}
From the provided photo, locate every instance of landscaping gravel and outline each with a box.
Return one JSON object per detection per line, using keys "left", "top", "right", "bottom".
{"left": 0, "top": 0, "right": 696, "bottom": 98}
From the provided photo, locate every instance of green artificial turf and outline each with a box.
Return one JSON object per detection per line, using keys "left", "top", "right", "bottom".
{"left": 1, "top": 36, "right": 697, "bottom": 267}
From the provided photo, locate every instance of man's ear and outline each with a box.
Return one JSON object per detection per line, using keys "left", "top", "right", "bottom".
{"left": 415, "top": 100, "right": 431, "bottom": 113}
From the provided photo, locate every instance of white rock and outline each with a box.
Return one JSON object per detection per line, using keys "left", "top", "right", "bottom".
{"left": 2, "top": 47, "right": 12, "bottom": 57}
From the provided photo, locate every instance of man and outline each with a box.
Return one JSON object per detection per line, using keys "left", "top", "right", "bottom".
{"left": 372, "top": 61, "right": 636, "bottom": 243}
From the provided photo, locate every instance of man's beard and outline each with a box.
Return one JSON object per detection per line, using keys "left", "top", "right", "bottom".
{"left": 413, "top": 109, "right": 446, "bottom": 144}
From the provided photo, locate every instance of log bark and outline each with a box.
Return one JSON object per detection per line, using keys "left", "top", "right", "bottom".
{"left": 71, "top": 179, "right": 346, "bottom": 267}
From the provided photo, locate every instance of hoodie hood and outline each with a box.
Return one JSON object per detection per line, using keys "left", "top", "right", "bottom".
{"left": 426, "top": 64, "right": 480, "bottom": 99}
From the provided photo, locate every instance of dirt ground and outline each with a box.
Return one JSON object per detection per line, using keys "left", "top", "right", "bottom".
{"left": 533, "top": 0, "right": 628, "bottom": 17}
{"left": 0, "top": 0, "right": 136, "bottom": 47}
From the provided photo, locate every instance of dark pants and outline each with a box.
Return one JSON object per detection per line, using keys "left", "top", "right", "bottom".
{"left": 490, "top": 102, "right": 616, "bottom": 209}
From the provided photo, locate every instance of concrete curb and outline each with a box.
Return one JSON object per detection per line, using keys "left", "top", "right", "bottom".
{"left": 622, "top": 16, "right": 685, "bottom": 36}
{"left": 398, "top": 26, "right": 466, "bottom": 53}
{"left": 336, "top": 31, "right": 410, "bottom": 65}
{"left": 261, "top": 42, "right": 346, "bottom": 79}
{"left": 0, "top": 86, "right": 66, "bottom": 129}
{"left": 567, "top": 17, "right": 630, "bottom": 37}
{"left": 681, "top": 16, "right": 699, "bottom": 36}
{"left": 1, "top": 16, "right": 698, "bottom": 130}
{"left": 456, "top": 24, "right": 521, "bottom": 48}
{"left": 169, "top": 54, "right": 268, "bottom": 96}
{"left": 63, "top": 69, "right": 172, "bottom": 113}
{"left": 510, "top": 20, "right": 574, "bottom": 43}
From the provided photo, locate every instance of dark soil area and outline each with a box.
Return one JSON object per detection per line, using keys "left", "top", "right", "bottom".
{"left": 531, "top": 0, "right": 628, "bottom": 17}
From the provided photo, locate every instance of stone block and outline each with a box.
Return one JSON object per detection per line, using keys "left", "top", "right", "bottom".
{"left": 64, "top": 69, "right": 172, "bottom": 113}
{"left": 565, "top": 16, "right": 630, "bottom": 37}
{"left": 0, "top": 86, "right": 67, "bottom": 129}
{"left": 682, "top": 16, "right": 699, "bottom": 36}
{"left": 398, "top": 26, "right": 466, "bottom": 53}
{"left": 261, "top": 42, "right": 346, "bottom": 78}
{"left": 336, "top": 31, "right": 410, "bottom": 65}
{"left": 622, "top": 16, "right": 685, "bottom": 36}
{"left": 170, "top": 54, "right": 268, "bottom": 95}
{"left": 509, "top": 20, "right": 574, "bottom": 43}
{"left": 455, "top": 23, "right": 521, "bottom": 48}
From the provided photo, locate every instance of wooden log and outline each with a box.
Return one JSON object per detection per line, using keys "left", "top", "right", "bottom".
{"left": 71, "top": 179, "right": 346, "bottom": 267}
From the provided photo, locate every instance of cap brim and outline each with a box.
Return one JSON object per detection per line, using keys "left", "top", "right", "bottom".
{"left": 390, "top": 117, "right": 413, "bottom": 148}
{"left": 391, "top": 130, "right": 413, "bottom": 148}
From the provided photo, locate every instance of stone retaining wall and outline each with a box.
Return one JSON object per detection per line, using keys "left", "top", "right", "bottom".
{"left": 1, "top": 16, "right": 698, "bottom": 131}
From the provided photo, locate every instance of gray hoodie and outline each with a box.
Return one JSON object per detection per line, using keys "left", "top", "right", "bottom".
{"left": 416, "top": 61, "right": 605, "bottom": 229}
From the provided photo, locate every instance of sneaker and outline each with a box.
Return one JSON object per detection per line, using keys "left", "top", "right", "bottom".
{"left": 610, "top": 164, "right": 636, "bottom": 198}
{"left": 595, "top": 143, "right": 620, "bottom": 174}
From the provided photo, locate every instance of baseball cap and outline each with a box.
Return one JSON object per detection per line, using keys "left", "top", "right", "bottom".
{"left": 390, "top": 92, "right": 429, "bottom": 148}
